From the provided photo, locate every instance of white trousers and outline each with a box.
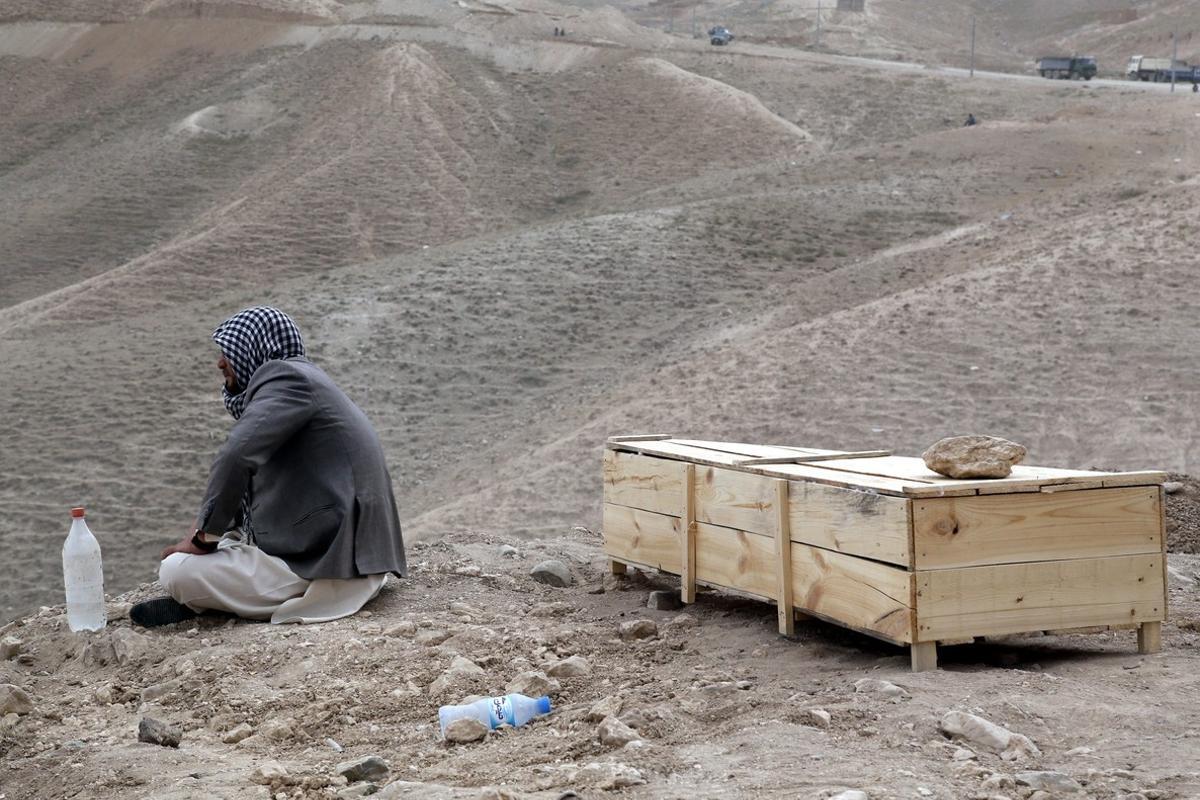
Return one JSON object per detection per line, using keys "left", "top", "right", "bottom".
{"left": 159, "top": 540, "right": 386, "bottom": 624}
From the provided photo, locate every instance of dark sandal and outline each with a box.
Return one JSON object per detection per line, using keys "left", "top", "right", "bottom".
{"left": 130, "top": 597, "right": 199, "bottom": 628}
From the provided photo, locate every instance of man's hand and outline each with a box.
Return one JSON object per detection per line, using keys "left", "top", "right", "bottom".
{"left": 160, "top": 534, "right": 212, "bottom": 561}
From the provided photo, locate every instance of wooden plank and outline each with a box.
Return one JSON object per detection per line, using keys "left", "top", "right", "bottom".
{"left": 1138, "top": 621, "right": 1162, "bottom": 654}
{"left": 1039, "top": 481, "right": 1106, "bottom": 493}
{"left": 694, "top": 465, "right": 776, "bottom": 535}
{"left": 608, "top": 440, "right": 747, "bottom": 466}
{"left": 788, "top": 480, "right": 911, "bottom": 567}
{"left": 914, "top": 554, "right": 1165, "bottom": 641}
{"left": 774, "top": 480, "right": 794, "bottom": 636}
{"left": 767, "top": 462, "right": 935, "bottom": 496}
{"left": 911, "top": 469, "right": 1166, "bottom": 497}
{"left": 602, "top": 504, "right": 680, "bottom": 574}
{"left": 911, "top": 487, "right": 1162, "bottom": 570}
{"left": 607, "top": 434, "right": 674, "bottom": 443}
{"left": 681, "top": 465, "right": 697, "bottom": 604}
{"left": 691, "top": 522, "right": 913, "bottom": 643}
{"left": 735, "top": 450, "right": 891, "bottom": 466}
{"left": 910, "top": 642, "right": 938, "bottom": 672}
{"left": 608, "top": 442, "right": 927, "bottom": 496}
{"left": 693, "top": 522, "right": 778, "bottom": 600}
{"left": 602, "top": 449, "right": 685, "bottom": 517}
{"left": 671, "top": 439, "right": 840, "bottom": 458}
{"left": 610, "top": 559, "right": 628, "bottom": 575}
{"left": 791, "top": 541, "right": 914, "bottom": 644}
{"left": 1102, "top": 472, "right": 1168, "bottom": 488}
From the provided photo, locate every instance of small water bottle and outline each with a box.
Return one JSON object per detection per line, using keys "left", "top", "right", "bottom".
{"left": 62, "top": 507, "right": 106, "bottom": 632}
{"left": 438, "top": 694, "right": 552, "bottom": 738}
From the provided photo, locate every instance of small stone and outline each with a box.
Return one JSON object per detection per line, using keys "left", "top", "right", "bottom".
{"left": 326, "top": 737, "right": 344, "bottom": 752}
{"left": 1064, "top": 746, "right": 1095, "bottom": 757}
{"left": 449, "top": 602, "right": 479, "bottom": 617}
{"left": 598, "top": 715, "right": 641, "bottom": 747}
{"left": 618, "top": 620, "right": 658, "bottom": 640}
{"left": 647, "top": 591, "right": 683, "bottom": 611}
{"left": 923, "top": 435, "right": 1027, "bottom": 479}
{"left": 829, "top": 791, "right": 868, "bottom": 800}
{"left": 94, "top": 685, "right": 114, "bottom": 705}
{"left": 222, "top": 723, "right": 254, "bottom": 744}
{"left": 449, "top": 655, "right": 485, "bottom": 675}
{"left": 941, "top": 711, "right": 1040, "bottom": 761}
{"left": 981, "top": 774, "right": 1015, "bottom": 791}
{"left": 454, "top": 565, "right": 482, "bottom": 577}
{"left": 853, "top": 678, "right": 909, "bottom": 700}
{"left": 384, "top": 621, "right": 417, "bottom": 637}
{"left": 953, "top": 747, "right": 976, "bottom": 761}
{"left": 530, "top": 602, "right": 571, "bottom": 617}
{"left": 1163, "top": 481, "right": 1183, "bottom": 494}
{"left": 337, "top": 755, "right": 390, "bottom": 783}
{"left": 140, "top": 678, "right": 182, "bottom": 703}
{"left": 1016, "top": 771, "right": 1084, "bottom": 793}
{"left": 530, "top": 560, "right": 573, "bottom": 588}
{"left": 505, "top": 670, "right": 560, "bottom": 697}
{"left": 499, "top": 545, "right": 520, "bottom": 558}
{"left": 251, "top": 761, "right": 289, "bottom": 784}
{"left": 416, "top": 629, "right": 452, "bottom": 646}
{"left": 1, "top": 636, "right": 23, "bottom": 660}
{"left": 429, "top": 656, "right": 486, "bottom": 695}
{"left": 337, "top": 784, "right": 379, "bottom": 799}
{"left": 260, "top": 718, "right": 296, "bottom": 741}
{"left": 547, "top": 655, "right": 591, "bottom": 678}
{"left": 444, "top": 717, "right": 489, "bottom": 743}
{"left": 587, "top": 696, "right": 624, "bottom": 722}
{"left": 573, "top": 762, "right": 645, "bottom": 790}
{"left": 0, "top": 684, "right": 33, "bottom": 715}
{"left": 807, "top": 708, "right": 832, "bottom": 728}
{"left": 664, "top": 613, "right": 697, "bottom": 630}
{"left": 137, "top": 717, "right": 182, "bottom": 748}
{"left": 106, "top": 601, "right": 132, "bottom": 620}
{"left": 478, "top": 788, "right": 521, "bottom": 800}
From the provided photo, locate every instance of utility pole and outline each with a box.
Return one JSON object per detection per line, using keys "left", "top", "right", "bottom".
{"left": 815, "top": 0, "right": 821, "bottom": 48}
{"left": 970, "top": 15, "right": 976, "bottom": 77}
{"left": 1172, "top": 32, "right": 1178, "bottom": 93}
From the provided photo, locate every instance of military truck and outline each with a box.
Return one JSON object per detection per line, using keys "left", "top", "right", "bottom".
{"left": 709, "top": 26, "right": 734, "bottom": 46}
{"left": 1127, "top": 55, "right": 1188, "bottom": 81}
{"left": 1037, "top": 56, "right": 1097, "bottom": 80}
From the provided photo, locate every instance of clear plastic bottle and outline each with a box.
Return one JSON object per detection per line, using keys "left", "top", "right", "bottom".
{"left": 438, "top": 693, "right": 551, "bottom": 738}
{"left": 62, "top": 507, "right": 106, "bottom": 632}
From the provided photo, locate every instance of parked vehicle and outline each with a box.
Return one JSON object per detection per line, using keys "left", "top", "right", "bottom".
{"left": 1154, "top": 66, "right": 1200, "bottom": 85}
{"left": 709, "top": 26, "right": 734, "bottom": 46}
{"left": 1038, "top": 56, "right": 1097, "bottom": 80}
{"left": 1127, "top": 55, "right": 1188, "bottom": 81}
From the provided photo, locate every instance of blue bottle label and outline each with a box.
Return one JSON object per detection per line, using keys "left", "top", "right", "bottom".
{"left": 488, "top": 696, "right": 514, "bottom": 728}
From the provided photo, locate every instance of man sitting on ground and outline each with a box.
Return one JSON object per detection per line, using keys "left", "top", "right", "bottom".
{"left": 131, "top": 306, "right": 406, "bottom": 627}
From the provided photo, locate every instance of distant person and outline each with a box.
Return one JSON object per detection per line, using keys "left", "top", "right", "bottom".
{"left": 130, "top": 306, "right": 407, "bottom": 627}
{"left": 964, "top": 113, "right": 977, "bottom": 127}
{"left": 1193, "top": 82, "right": 1198, "bottom": 94}
{"left": 554, "top": 26, "right": 560, "bottom": 36}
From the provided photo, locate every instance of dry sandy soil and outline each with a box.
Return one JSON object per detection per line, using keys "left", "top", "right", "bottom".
{"left": 2, "top": 0, "right": 1200, "bottom": 797}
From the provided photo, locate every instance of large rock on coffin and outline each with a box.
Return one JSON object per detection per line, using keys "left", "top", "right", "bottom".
{"left": 923, "top": 435, "right": 1027, "bottom": 479}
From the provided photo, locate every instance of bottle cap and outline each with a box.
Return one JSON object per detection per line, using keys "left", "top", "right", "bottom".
{"left": 537, "top": 696, "right": 552, "bottom": 715}
{"left": 70, "top": 507, "right": 86, "bottom": 518}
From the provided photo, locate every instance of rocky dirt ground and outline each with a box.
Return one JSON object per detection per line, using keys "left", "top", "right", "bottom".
{"left": 2, "top": 521, "right": 1200, "bottom": 800}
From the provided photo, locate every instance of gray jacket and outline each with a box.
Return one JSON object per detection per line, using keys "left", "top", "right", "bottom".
{"left": 197, "top": 357, "right": 406, "bottom": 580}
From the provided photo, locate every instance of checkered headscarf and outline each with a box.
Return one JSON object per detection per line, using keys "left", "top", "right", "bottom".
{"left": 212, "top": 306, "right": 305, "bottom": 420}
